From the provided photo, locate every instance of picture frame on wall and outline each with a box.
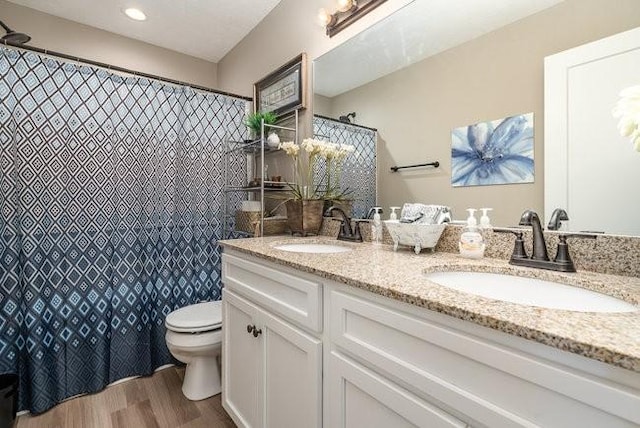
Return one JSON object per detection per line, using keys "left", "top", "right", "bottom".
{"left": 253, "top": 53, "right": 306, "bottom": 117}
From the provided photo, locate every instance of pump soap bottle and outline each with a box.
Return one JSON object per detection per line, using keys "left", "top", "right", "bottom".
{"left": 479, "top": 208, "right": 493, "bottom": 229}
{"left": 372, "top": 207, "right": 383, "bottom": 244}
{"left": 459, "top": 209, "right": 485, "bottom": 259}
{"left": 389, "top": 207, "right": 400, "bottom": 221}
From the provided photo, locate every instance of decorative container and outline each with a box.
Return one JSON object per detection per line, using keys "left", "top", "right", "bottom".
{"left": 267, "top": 131, "right": 280, "bottom": 148}
{"left": 236, "top": 211, "right": 288, "bottom": 236}
{"left": 235, "top": 210, "right": 261, "bottom": 234}
{"left": 383, "top": 220, "right": 447, "bottom": 254}
{"left": 285, "top": 199, "right": 324, "bottom": 236}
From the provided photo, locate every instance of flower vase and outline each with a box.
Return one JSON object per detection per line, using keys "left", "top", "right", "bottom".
{"left": 267, "top": 131, "right": 280, "bottom": 148}
{"left": 285, "top": 199, "right": 324, "bottom": 236}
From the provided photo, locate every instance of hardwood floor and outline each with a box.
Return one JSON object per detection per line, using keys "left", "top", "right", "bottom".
{"left": 16, "top": 366, "right": 236, "bottom": 428}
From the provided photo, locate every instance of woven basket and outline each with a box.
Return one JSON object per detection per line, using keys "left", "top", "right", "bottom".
{"left": 235, "top": 211, "right": 261, "bottom": 234}
{"left": 235, "top": 210, "right": 287, "bottom": 236}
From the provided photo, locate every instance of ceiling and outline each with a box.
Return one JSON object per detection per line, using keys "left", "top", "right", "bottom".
{"left": 6, "top": 0, "right": 283, "bottom": 62}
{"left": 314, "top": 0, "right": 564, "bottom": 98}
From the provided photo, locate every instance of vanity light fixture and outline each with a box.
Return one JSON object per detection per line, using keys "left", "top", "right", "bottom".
{"left": 318, "top": 0, "right": 387, "bottom": 37}
{"left": 123, "top": 7, "right": 147, "bottom": 21}
{"left": 317, "top": 8, "right": 335, "bottom": 28}
{"left": 336, "top": 0, "right": 357, "bottom": 13}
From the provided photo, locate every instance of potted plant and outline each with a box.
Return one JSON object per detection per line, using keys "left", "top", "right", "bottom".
{"left": 278, "top": 139, "right": 324, "bottom": 236}
{"left": 245, "top": 111, "right": 277, "bottom": 140}
{"left": 278, "top": 138, "right": 355, "bottom": 235}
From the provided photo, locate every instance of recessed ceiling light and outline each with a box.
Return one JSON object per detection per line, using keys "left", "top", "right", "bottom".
{"left": 124, "top": 8, "right": 147, "bottom": 21}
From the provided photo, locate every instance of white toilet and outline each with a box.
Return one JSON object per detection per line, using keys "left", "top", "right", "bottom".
{"left": 165, "top": 301, "right": 222, "bottom": 400}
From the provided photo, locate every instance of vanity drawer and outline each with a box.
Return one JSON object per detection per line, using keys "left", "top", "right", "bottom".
{"left": 222, "top": 252, "right": 322, "bottom": 333}
{"left": 328, "top": 288, "right": 640, "bottom": 428}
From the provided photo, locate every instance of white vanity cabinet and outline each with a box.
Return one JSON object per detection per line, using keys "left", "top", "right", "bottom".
{"left": 325, "top": 283, "right": 640, "bottom": 428}
{"left": 222, "top": 251, "right": 640, "bottom": 428}
{"left": 221, "top": 253, "right": 323, "bottom": 428}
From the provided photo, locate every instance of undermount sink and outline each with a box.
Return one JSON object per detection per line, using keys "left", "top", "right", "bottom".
{"left": 424, "top": 271, "right": 638, "bottom": 313}
{"left": 274, "top": 243, "right": 352, "bottom": 254}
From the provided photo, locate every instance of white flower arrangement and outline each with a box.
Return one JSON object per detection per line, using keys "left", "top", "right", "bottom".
{"left": 278, "top": 138, "right": 355, "bottom": 200}
{"left": 278, "top": 141, "right": 300, "bottom": 157}
{"left": 612, "top": 85, "right": 640, "bottom": 152}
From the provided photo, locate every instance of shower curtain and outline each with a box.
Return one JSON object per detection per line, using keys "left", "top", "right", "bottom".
{"left": 313, "top": 115, "right": 377, "bottom": 218}
{"left": 0, "top": 48, "right": 248, "bottom": 413}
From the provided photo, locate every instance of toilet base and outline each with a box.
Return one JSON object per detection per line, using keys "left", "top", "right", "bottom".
{"left": 182, "top": 355, "right": 221, "bottom": 401}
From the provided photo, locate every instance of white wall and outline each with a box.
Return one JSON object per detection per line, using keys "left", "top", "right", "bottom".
{"left": 0, "top": 0, "right": 218, "bottom": 88}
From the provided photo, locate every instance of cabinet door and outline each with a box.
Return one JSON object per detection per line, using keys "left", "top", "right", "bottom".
{"left": 327, "top": 351, "right": 467, "bottom": 428}
{"left": 261, "top": 309, "right": 322, "bottom": 428}
{"left": 222, "top": 289, "right": 262, "bottom": 428}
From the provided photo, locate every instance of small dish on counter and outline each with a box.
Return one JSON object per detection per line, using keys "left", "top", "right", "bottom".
{"left": 383, "top": 220, "right": 447, "bottom": 254}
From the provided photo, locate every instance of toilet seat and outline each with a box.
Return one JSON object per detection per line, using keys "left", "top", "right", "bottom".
{"left": 165, "top": 301, "right": 222, "bottom": 333}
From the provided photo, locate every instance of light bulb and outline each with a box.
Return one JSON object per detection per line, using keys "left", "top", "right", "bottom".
{"left": 336, "top": 0, "right": 355, "bottom": 13}
{"left": 317, "top": 8, "right": 333, "bottom": 27}
{"left": 123, "top": 8, "right": 147, "bottom": 21}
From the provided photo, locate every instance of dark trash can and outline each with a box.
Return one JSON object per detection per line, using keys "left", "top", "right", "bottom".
{"left": 0, "top": 374, "right": 17, "bottom": 428}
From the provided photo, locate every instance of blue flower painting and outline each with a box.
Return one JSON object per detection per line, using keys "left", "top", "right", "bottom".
{"left": 451, "top": 113, "right": 534, "bottom": 187}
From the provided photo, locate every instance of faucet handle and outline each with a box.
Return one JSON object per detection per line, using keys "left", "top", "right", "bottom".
{"left": 552, "top": 233, "right": 597, "bottom": 272}
{"left": 553, "top": 235, "right": 573, "bottom": 268}
{"left": 493, "top": 228, "right": 528, "bottom": 260}
{"left": 352, "top": 219, "right": 368, "bottom": 241}
{"left": 331, "top": 217, "right": 352, "bottom": 238}
{"left": 326, "top": 206, "right": 353, "bottom": 238}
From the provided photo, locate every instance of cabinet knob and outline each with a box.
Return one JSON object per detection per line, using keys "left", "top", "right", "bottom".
{"left": 252, "top": 327, "right": 262, "bottom": 338}
{"left": 247, "top": 324, "right": 254, "bottom": 334}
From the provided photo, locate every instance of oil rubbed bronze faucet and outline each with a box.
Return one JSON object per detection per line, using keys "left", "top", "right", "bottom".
{"left": 547, "top": 208, "right": 569, "bottom": 230}
{"left": 495, "top": 209, "right": 596, "bottom": 272}
{"left": 324, "top": 206, "right": 363, "bottom": 242}
{"left": 520, "top": 210, "right": 550, "bottom": 262}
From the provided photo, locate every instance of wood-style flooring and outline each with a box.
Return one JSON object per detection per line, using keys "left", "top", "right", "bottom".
{"left": 16, "top": 366, "right": 236, "bottom": 428}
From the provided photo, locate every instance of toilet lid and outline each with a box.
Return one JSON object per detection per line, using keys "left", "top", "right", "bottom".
{"left": 165, "top": 301, "right": 222, "bottom": 333}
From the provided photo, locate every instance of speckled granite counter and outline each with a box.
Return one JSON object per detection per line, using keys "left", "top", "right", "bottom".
{"left": 220, "top": 236, "right": 640, "bottom": 373}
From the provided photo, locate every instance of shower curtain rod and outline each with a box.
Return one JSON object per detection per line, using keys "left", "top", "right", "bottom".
{"left": 314, "top": 113, "right": 378, "bottom": 132}
{"left": 1, "top": 39, "right": 252, "bottom": 101}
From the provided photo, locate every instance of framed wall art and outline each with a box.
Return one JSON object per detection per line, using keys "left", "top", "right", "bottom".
{"left": 254, "top": 53, "right": 306, "bottom": 117}
{"left": 451, "top": 113, "right": 534, "bottom": 187}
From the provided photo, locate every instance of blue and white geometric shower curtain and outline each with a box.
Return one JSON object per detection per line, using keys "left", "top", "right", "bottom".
{"left": 0, "top": 48, "right": 248, "bottom": 413}
{"left": 313, "top": 115, "right": 377, "bottom": 218}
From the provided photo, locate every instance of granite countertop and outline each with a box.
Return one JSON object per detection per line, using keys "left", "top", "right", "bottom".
{"left": 220, "top": 236, "right": 640, "bottom": 373}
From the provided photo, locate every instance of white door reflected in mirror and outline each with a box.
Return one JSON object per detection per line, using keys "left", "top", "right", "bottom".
{"left": 545, "top": 27, "right": 640, "bottom": 236}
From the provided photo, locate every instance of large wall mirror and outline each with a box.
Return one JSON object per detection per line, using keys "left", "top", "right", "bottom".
{"left": 545, "top": 27, "right": 640, "bottom": 237}
{"left": 313, "top": 0, "right": 640, "bottom": 235}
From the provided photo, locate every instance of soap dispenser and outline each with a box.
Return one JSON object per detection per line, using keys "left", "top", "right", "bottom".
{"left": 479, "top": 208, "right": 493, "bottom": 229}
{"left": 389, "top": 207, "right": 400, "bottom": 221}
{"left": 372, "top": 207, "right": 383, "bottom": 244}
{"left": 459, "top": 209, "right": 485, "bottom": 259}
